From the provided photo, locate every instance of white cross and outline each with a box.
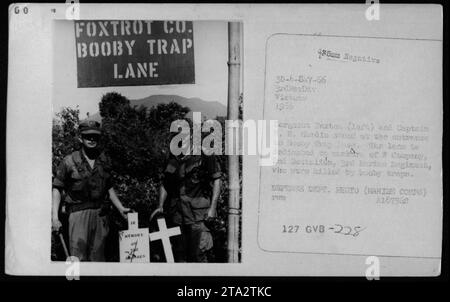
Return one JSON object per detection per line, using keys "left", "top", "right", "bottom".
{"left": 149, "top": 218, "right": 181, "bottom": 263}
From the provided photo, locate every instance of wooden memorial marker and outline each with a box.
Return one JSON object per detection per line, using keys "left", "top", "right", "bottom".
{"left": 149, "top": 218, "right": 181, "bottom": 263}
{"left": 119, "top": 212, "right": 150, "bottom": 263}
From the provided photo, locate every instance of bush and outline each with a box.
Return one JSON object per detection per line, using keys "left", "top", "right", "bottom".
{"left": 52, "top": 92, "right": 240, "bottom": 262}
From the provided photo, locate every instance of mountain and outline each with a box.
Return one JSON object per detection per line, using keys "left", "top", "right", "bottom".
{"left": 131, "top": 95, "right": 227, "bottom": 120}
{"left": 86, "top": 94, "right": 227, "bottom": 122}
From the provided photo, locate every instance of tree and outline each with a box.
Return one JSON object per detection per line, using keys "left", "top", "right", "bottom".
{"left": 52, "top": 106, "right": 80, "bottom": 175}
{"left": 99, "top": 92, "right": 190, "bottom": 180}
{"left": 99, "top": 92, "right": 130, "bottom": 120}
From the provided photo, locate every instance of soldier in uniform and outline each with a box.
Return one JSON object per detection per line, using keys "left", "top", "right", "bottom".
{"left": 151, "top": 152, "right": 221, "bottom": 262}
{"left": 52, "top": 120, "right": 130, "bottom": 261}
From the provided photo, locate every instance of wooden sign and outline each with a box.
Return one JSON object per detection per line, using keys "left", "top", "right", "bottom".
{"left": 74, "top": 20, "right": 195, "bottom": 88}
{"left": 119, "top": 212, "right": 150, "bottom": 263}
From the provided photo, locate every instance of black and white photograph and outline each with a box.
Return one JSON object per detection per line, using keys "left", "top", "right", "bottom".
{"left": 50, "top": 19, "right": 242, "bottom": 263}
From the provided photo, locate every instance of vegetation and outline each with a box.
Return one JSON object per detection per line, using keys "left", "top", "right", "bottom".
{"left": 51, "top": 92, "right": 241, "bottom": 262}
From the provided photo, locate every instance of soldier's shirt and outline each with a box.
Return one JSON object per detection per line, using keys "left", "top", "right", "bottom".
{"left": 162, "top": 154, "right": 221, "bottom": 225}
{"left": 52, "top": 150, "right": 113, "bottom": 213}
{"left": 180, "top": 155, "right": 222, "bottom": 199}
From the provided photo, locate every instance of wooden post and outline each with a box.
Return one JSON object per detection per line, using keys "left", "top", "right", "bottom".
{"left": 227, "top": 22, "right": 241, "bottom": 263}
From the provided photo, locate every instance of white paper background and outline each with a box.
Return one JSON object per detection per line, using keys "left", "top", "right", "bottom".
{"left": 6, "top": 3, "right": 442, "bottom": 276}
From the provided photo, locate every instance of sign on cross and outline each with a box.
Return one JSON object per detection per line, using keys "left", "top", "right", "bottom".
{"left": 119, "top": 212, "right": 150, "bottom": 263}
{"left": 149, "top": 218, "right": 181, "bottom": 263}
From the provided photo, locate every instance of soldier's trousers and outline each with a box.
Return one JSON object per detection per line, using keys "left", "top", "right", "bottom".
{"left": 68, "top": 208, "right": 109, "bottom": 262}
{"left": 171, "top": 222, "right": 213, "bottom": 263}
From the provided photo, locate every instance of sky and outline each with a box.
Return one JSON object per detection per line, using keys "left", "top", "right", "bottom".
{"left": 52, "top": 20, "right": 229, "bottom": 119}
